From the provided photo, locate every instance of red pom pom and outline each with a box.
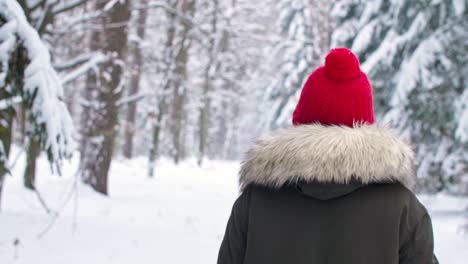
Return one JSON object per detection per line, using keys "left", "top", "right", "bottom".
{"left": 325, "top": 48, "right": 361, "bottom": 80}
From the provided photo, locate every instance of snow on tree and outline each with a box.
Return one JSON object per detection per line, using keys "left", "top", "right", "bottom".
{"left": 191, "top": 0, "right": 257, "bottom": 164}
{"left": 11, "top": 0, "right": 92, "bottom": 191}
{"left": 122, "top": 0, "right": 149, "bottom": 159}
{"left": 79, "top": 0, "right": 131, "bottom": 195}
{"left": 0, "top": 0, "right": 75, "bottom": 207}
{"left": 262, "top": 0, "right": 332, "bottom": 129}
{"left": 139, "top": 0, "right": 260, "bottom": 172}
{"left": 332, "top": 0, "right": 467, "bottom": 193}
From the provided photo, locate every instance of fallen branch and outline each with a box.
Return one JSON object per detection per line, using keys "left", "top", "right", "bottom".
{"left": 37, "top": 167, "right": 81, "bottom": 239}
{"left": 34, "top": 187, "right": 52, "bottom": 215}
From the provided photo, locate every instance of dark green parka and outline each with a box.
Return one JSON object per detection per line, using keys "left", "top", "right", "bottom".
{"left": 218, "top": 124, "right": 437, "bottom": 264}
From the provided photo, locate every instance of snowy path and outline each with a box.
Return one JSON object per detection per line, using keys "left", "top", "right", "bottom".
{"left": 0, "top": 155, "right": 467, "bottom": 263}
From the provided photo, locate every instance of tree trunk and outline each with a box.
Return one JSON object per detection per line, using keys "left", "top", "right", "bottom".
{"left": 0, "top": 110, "right": 14, "bottom": 210}
{"left": 171, "top": 84, "right": 186, "bottom": 165}
{"left": 80, "top": 0, "right": 130, "bottom": 195}
{"left": 80, "top": 16, "right": 100, "bottom": 184}
{"left": 123, "top": 0, "right": 148, "bottom": 159}
{"left": 198, "top": 0, "right": 219, "bottom": 166}
{"left": 147, "top": 6, "right": 177, "bottom": 177}
{"left": 148, "top": 112, "right": 162, "bottom": 177}
{"left": 319, "top": 1, "right": 332, "bottom": 55}
{"left": 197, "top": 90, "right": 210, "bottom": 166}
{"left": 16, "top": 106, "right": 26, "bottom": 144}
{"left": 23, "top": 136, "right": 40, "bottom": 190}
{"left": 171, "top": 0, "right": 195, "bottom": 164}
{"left": 148, "top": 95, "right": 172, "bottom": 177}
{"left": 0, "top": 19, "right": 26, "bottom": 209}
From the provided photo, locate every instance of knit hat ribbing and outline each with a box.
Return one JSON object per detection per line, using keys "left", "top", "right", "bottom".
{"left": 292, "top": 48, "right": 375, "bottom": 127}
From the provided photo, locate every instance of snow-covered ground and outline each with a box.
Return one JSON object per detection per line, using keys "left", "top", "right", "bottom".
{"left": 1, "top": 153, "right": 467, "bottom": 264}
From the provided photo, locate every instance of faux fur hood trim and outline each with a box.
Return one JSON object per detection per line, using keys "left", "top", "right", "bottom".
{"left": 239, "top": 124, "right": 416, "bottom": 191}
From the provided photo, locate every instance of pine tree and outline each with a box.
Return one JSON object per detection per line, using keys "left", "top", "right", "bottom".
{"left": 0, "top": 0, "right": 75, "bottom": 207}
{"left": 263, "top": 0, "right": 332, "bottom": 129}
{"left": 332, "top": 0, "right": 468, "bottom": 193}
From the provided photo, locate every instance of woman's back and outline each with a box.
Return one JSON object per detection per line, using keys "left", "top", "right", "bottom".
{"left": 218, "top": 48, "right": 437, "bottom": 264}
{"left": 220, "top": 183, "right": 434, "bottom": 264}
{"left": 218, "top": 124, "right": 436, "bottom": 264}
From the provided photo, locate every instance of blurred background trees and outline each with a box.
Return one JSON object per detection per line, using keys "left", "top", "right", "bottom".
{"left": 0, "top": 0, "right": 466, "bottom": 206}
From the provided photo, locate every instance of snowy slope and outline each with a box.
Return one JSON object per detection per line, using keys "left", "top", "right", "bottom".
{"left": 0, "top": 151, "right": 467, "bottom": 263}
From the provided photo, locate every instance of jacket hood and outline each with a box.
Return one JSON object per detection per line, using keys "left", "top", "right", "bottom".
{"left": 239, "top": 124, "right": 416, "bottom": 193}
{"left": 297, "top": 180, "right": 365, "bottom": 200}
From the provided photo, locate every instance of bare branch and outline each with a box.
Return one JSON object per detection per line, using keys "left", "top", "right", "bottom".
{"left": 134, "top": 1, "right": 210, "bottom": 36}
{"left": 35, "top": 1, "right": 58, "bottom": 34}
{"left": 29, "top": 0, "right": 47, "bottom": 12}
{"left": 52, "top": 0, "right": 89, "bottom": 15}
{"left": 117, "top": 92, "right": 150, "bottom": 107}
{"left": 51, "top": 9, "right": 104, "bottom": 35}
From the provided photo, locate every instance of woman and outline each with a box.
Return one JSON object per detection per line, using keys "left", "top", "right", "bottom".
{"left": 217, "top": 48, "right": 437, "bottom": 264}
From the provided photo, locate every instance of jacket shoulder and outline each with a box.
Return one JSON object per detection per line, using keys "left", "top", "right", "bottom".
{"left": 367, "top": 183, "right": 428, "bottom": 214}
{"left": 376, "top": 184, "right": 432, "bottom": 246}
{"left": 376, "top": 183, "right": 425, "bottom": 207}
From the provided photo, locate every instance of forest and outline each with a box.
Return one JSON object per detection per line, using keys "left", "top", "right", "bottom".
{"left": 0, "top": 0, "right": 467, "bottom": 262}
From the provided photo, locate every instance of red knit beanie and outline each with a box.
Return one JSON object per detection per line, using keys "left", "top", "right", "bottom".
{"left": 292, "top": 48, "right": 375, "bottom": 127}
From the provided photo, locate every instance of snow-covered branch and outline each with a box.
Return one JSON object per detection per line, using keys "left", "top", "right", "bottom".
{"left": 0, "top": 96, "right": 22, "bottom": 110}
{"left": 0, "top": 0, "right": 76, "bottom": 162}
{"left": 61, "top": 52, "right": 107, "bottom": 85}
{"left": 54, "top": 52, "right": 96, "bottom": 71}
